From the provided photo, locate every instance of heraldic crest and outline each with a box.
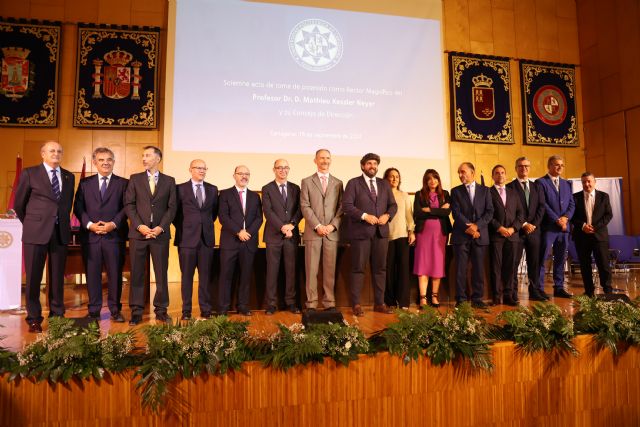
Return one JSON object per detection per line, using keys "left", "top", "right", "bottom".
{"left": 74, "top": 24, "right": 160, "bottom": 128}
{"left": 0, "top": 18, "right": 61, "bottom": 127}
{"left": 449, "top": 52, "right": 513, "bottom": 144}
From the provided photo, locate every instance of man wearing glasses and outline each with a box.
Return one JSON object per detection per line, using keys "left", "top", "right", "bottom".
{"left": 536, "top": 155, "right": 575, "bottom": 299}
{"left": 217, "top": 165, "right": 263, "bottom": 316}
{"left": 507, "top": 157, "right": 547, "bottom": 301}
{"left": 173, "top": 159, "right": 218, "bottom": 320}
{"left": 261, "top": 159, "right": 302, "bottom": 315}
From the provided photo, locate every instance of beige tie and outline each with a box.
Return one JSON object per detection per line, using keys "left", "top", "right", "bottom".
{"left": 586, "top": 192, "right": 594, "bottom": 225}
{"left": 149, "top": 175, "right": 156, "bottom": 195}
{"left": 321, "top": 175, "right": 328, "bottom": 194}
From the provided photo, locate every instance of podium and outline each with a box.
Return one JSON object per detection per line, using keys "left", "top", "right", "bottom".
{"left": 0, "top": 218, "right": 22, "bottom": 310}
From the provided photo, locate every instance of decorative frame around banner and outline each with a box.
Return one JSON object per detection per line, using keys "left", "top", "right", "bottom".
{"left": 73, "top": 24, "right": 160, "bottom": 129}
{"left": 520, "top": 61, "right": 578, "bottom": 147}
{"left": 449, "top": 52, "right": 513, "bottom": 144}
{"left": 0, "top": 19, "right": 60, "bottom": 127}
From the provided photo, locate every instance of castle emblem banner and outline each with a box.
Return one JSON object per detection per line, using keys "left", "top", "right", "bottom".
{"left": 74, "top": 24, "right": 160, "bottom": 128}
{"left": 0, "top": 19, "right": 61, "bottom": 127}
{"left": 449, "top": 53, "right": 513, "bottom": 144}
{"left": 520, "top": 61, "right": 578, "bottom": 146}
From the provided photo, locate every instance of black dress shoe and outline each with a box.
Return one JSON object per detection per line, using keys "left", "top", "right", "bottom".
{"left": 265, "top": 306, "right": 276, "bottom": 315}
{"left": 491, "top": 297, "right": 501, "bottom": 306}
{"left": 88, "top": 312, "right": 101, "bottom": 319}
{"left": 529, "top": 290, "right": 546, "bottom": 301}
{"left": 156, "top": 313, "right": 172, "bottom": 323}
{"left": 352, "top": 305, "right": 364, "bottom": 317}
{"left": 129, "top": 315, "right": 142, "bottom": 326}
{"left": 200, "top": 312, "right": 212, "bottom": 319}
{"left": 503, "top": 297, "right": 519, "bottom": 307}
{"left": 305, "top": 307, "right": 317, "bottom": 313}
{"left": 111, "top": 312, "right": 126, "bottom": 323}
{"left": 553, "top": 289, "right": 573, "bottom": 298}
{"left": 217, "top": 311, "right": 228, "bottom": 316}
{"left": 471, "top": 300, "right": 488, "bottom": 309}
{"left": 181, "top": 313, "right": 192, "bottom": 321}
{"left": 287, "top": 305, "right": 301, "bottom": 314}
{"left": 28, "top": 321, "right": 42, "bottom": 333}
{"left": 238, "top": 309, "right": 252, "bottom": 316}
{"left": 539, "top": 291, "right": 551, "bottom": 301}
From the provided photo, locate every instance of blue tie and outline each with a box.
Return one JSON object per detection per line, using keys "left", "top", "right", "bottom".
{"left": 100, "top": 176, "right": 107, "bottom": 200}
{"left": 51, "top": 169, "right": 60, "bottom": 200}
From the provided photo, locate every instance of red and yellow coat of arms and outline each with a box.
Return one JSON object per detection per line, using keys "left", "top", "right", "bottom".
{"left": 90, "top": 48, "right": 142, "bottom": 100}
{"left": 1, "top": 47, "right": 31, "bottom": 101}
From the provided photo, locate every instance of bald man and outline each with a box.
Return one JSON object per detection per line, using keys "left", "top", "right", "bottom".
{"left": 14, "top": 141, "right": 75, "bottom": 332}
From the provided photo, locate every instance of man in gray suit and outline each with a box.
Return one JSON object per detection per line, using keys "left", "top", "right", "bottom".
{"left": 300, "top": 149, "right": 343, "bottom": 312}
{"left": 125, "top": 146, "right": 177, "bottom": 325}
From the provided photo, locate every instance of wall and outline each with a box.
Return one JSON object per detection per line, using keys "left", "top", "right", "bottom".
{"left": 577, "top": 0, "right": 640, "bottom": 235}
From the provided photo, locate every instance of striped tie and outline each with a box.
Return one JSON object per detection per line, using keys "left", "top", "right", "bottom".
{"left": 51, "top": 169, "right": 60, "bottom": 200}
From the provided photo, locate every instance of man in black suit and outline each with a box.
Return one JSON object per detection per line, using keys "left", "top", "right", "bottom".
{"left": 125, "top": 146, "right": 177, "bottom": 325}
{"left": 450, "top": 162, "right": 494, "bottom": 308}
{"left": 342, "top": 153, "right": 397, "bottom": 316}
{"left": 14, "top": 141, "right": 75, "bottom": 332}
{"left": 217, "top": 165, "right": 263, "bottom": 316}
{"left": 173, "top": 159, "right": 218, "bottom": 320}
{"left": 571, "top": 172, "right": 613, "bottom": 297}
{"left": 262, "top": 159, "right": 302, "bottom": 315}
{"left": 73, "top": 147, "right": 128, "bottom": 322}
{"left": 506, "top": 157, "right": 547, "bottom": 301}
{"left": 489, "top": 165, "right": 524, "bottom": 306}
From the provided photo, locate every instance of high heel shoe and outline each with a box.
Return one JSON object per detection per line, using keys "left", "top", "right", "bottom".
{"left": 419, "top": 295, "right": 428, "bottom": 309}
{"left": 431, "top": 292, "right": 440, "bottom": 308}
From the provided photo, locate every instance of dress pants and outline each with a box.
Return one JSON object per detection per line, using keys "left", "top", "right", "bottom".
{"left": 349, "top": 235, "right": 389, "bottom": 306}
{"left": 129, "top": 238, "right": 170, "bottom": 317}
{"left": 489, "top": 238, "right": 517, "bottom": 302}
{"left": 23, "top": 225, "right": 67, "bottom": 323}
{"left": 86, "top": 239, "right": 125, "bottom": 315}
{"left": 385, "top": 237, "right": 410, "bottom": 308}
{"left": 304, "top": 238, "right": 338, "bottom": 309}
{"left": 538, "top": 231, "right": 568, "bottom": 292}
{"left": 576, "top": 236, "right": 612, "bottom": 296}
{"left": 178, "top": 239, "right": 214, "bottom": 315}
{"left": 512, "top": 232, "right": 541, "bottom": 293}
{"left": 264, "top": 238, "right": 297, "bottom": 308}
{"left": 454, "top": 241, "right": 486, "bottom": 303}
{"left": 218, "top": 246, "right": 255, "bottom": 312}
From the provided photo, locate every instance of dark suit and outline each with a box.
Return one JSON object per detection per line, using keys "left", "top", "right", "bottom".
{"left": 14, "top": 164, "right": 75, "bottom": 323}
{"left": 571, "top": 190, "right": 613, "bottom": 296}
{"left": 73, "top": 174, "right": 128, "bottom": 316}
{"left": 537, "top": 175, "right": 575, "bottom": 292}
{"left": 125, "top": 171, "right": 177, "bottom": 317}
{"left": 450, "top": 182, "right": 494, "bottom": 303}
{"left": 173, "top": 180, "right": 218, "bottom": 316}
{"left": 506, "top": 179, "right": 545, "bottom": 295}
{"left": 342, "top": 176, "right": 397, "bottom": 306}
{"left": 217, "top": 186, "right": 263, "bottom": 313}
{"left": 261, "top": 181, "right": 302, "bottom": 309}
{"left": 488, "top": 186, "right": 524, "bottom": 303}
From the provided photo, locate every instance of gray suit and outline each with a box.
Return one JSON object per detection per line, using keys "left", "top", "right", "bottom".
{"left": 300, "top": 173, "right": 343, "bottom": 308}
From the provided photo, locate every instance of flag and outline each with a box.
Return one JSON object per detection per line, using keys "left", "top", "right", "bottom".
{"left": 7, "top": 155, "right": 22, "bottom": 210}
{"left": 70, "top": 157, "right": 85, "bottom": 228}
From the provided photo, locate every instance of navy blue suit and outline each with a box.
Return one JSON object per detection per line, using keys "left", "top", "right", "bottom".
{"left": 217, "top": 186, "right": 263, "bottom": 313}
{"left": 74, "top": 174, "right": 129, "bottom": 316}
{"left": 536, "top": 175, "right": 575, "bottom": 292}
{"left": 450, "top": 182, "right": 494, "bottom": 303}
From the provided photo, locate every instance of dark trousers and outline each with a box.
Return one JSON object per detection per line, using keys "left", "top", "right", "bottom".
{"left": 23, "top": 225, "right": 67, "bottom": 323}
{"left": 513, "top": 231, "right": 541, "bottom": 294}
{"left": 264, "top": 239, "right": 297, "bottom": 308}
{"left": 454, "top": 241, "right": 486, "bottom": 303}
{"left": 489, "top": 238, "right": 517, "bottom": 302}
{"left": 385, "top": 237, "right": 410, "bottom": 308}
{"left": 576, "top": 236, "right": 612, "bottom": 296}
{"left": 129, "top": 238, "right": 170, "bottom": 317}
{"left": 349, "top": 235, "right": 389, "bottom": 306}
{"left": 86, "top": 239, "right": 125, "bottom": 315}
{"left": 539, "top": 231, "right": 569, "bottom": 291}
{"left": 178, "top": 241, "right": 214, "bottom": 315}
{"left": 218, "top": 246, "right": 255, "bottom": 312}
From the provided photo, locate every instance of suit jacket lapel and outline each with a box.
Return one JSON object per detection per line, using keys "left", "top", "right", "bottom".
{"left": 360, "top": 177, "right": 375, "bottom": 202}
{"left": 311, "top": 174, "right": 323, "bottom": 196}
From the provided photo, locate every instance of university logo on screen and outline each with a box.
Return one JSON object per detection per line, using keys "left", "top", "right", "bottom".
{"left": 289, "top": 19, "right": 343, "bottom": 72}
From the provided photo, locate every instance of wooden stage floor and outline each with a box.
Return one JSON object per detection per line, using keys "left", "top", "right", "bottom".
{"left": 1, "top": 273, "right": 638, "bottom": 352}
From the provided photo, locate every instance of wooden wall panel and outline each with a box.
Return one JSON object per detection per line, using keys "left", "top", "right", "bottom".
{"left": 624, "top": 107, "right": 640, "bottom": 234}
{"left": 1, "top": 336, "right": 639, "bottom": 426}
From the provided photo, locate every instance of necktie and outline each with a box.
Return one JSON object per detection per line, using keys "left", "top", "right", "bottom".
{"left": 522, "top": 181, "right": 530, "bottom": 207}
{"left": 586, "top": 193, "right": 593, "bottom": 225}
{"left": 100, "top": 176, "right": 107, "bottom": 200}
{"left": 149, "top": 175, "right": 156, "bottom": 195}
{"left": 196, "top": 184, "right": 203, "bottom": 208}
{"left": 369, "top": 178, "right": 377, "bottom": 200}
{"left": 51, "top": 169, "right": 60, "bottom": 200}
{"left": 280, "top": 183, "right": 287, "bottom": 203}
{"left": 238, "top": 190, "right": 245, "bottom": 213}
{"left": 498, "top": 186, "right": 506, "bottom": 206}
{"left": 466, "top": 184, "right": 473, "bottom": 203}
{"left": 553, "top": 178, "right": 559, "bottom": 192}
{"left": 321, "top": 175, "right": 328, "bottom": 194}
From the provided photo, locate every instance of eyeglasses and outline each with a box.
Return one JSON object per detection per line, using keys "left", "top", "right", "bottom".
{"left": 274, "top": 166, "right": 290, "bottom": 171}
{"left": 235, "top": 172, "right": 250, "bottom": 177}
{"left": 191, "top": 167, "right": 207, "bottom": 171}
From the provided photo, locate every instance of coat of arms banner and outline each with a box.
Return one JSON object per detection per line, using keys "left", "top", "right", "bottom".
{"left": 74, "top": 24, "right": 160, "bottom": 128}
{"left": 449, "top": 52, "right": 513, "bottom": 144}
{"left": 520, "top": 61, "right": 578, "bottom": 146}
{"left": 0, "top": 19, "right": 61, "bottom": 127}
